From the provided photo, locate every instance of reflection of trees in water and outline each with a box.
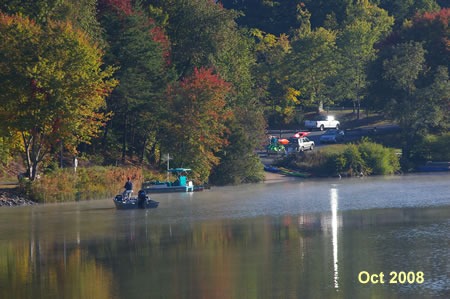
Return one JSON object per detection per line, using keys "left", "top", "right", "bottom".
{"left": 0, "top": 238, "right": 116, "bottom": 299}
{"left": 1, "top": 204, "right": 448, "bottom": 298}
{"left": 0, "top": 208, "right": 116, "bottom": 299}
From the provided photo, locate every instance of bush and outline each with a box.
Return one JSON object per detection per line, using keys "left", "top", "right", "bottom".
{"left": 358, "top": 139, "right": 400, "bottom": 175}
{"left": 275, "top": 145, "right": 346, "bottom": 176}
{"left": 275, "top": 140, "right": 400, "bottom": 177}
{"left": 340, "top": 144, "right": 367, "bottom": 175}
{"left": 411, "top": 133, "right": 450, "bottom": 163}
{"left": 21, "top": 166, "right": 143, "bottom": 203}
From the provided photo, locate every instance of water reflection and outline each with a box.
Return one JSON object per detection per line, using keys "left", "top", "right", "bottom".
{"left": 0, "top": 174, "right": 449, "bottom": 298}
{"left": 330, "top": 186, "right": 339, "bottom": 289}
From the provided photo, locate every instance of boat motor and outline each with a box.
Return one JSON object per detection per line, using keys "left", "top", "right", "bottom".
{"left": 138, "top": 190, "right": 147, "bottom": 208}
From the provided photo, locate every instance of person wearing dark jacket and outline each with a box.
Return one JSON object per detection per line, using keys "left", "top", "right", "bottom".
{"left": 123, "top": 177, "right": 133, "bottom": 200}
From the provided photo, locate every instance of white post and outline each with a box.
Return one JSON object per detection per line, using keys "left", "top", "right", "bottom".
{"left": 165, "top": 153, "right": 172, "bottom": 182}
{"left": 73, "top": 156, "right": 78, "bottom": 174}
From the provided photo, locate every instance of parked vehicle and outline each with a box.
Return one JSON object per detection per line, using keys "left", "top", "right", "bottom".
{"left": 320, "top": 129, "right": 345, "bottom": 143}
{"left": 305, "top": 115, "right": 340, "bottom": 131}
{"left": 292, "top": 131, "right": 310, "bottom": 138}
{"left": 288, "top": 137, "right": 314, "bottom": 152}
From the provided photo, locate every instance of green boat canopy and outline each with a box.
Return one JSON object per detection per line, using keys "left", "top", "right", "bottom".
{"left": 168, "top": 168, "right": 191, "bottom": 172}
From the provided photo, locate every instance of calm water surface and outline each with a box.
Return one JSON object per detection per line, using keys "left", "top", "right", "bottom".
{"left": 0, "top": 173, "right": 449, "bottom": 298}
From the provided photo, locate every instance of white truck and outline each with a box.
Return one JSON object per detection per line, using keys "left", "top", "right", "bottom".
{"left": 304, "top": 115, "right": 340, "bottom": 131}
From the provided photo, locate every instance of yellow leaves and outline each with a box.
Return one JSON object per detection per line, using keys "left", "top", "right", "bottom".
{"left": 284, "top": 87, "right": 301, "bottom": 105}
{"left": 263, "top": 33, "right": 277, "bottom": 47}
{"left": 402, "top": 18, "right": 413, "bottom": 29}
{"left": 0, "top": 12, "right": 116, "bottom": 167}
{"left": 250, "top": 28, "right": 264, "bottom": 40}
{"left": 252, "top": 28, "right": 291, "bottom": 54}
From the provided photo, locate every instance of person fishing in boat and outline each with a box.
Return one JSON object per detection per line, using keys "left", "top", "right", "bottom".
{"left": 123, "top": 177, "right": 133, "bottom": 200}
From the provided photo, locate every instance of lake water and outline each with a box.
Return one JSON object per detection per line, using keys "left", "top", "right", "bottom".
{"left": 0, "top": 173, "right": 449, "bottom": 298}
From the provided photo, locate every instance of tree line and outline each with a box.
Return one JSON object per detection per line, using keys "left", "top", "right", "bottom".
{"left": 0, "top": 0, "right": 448, "bottom": 183}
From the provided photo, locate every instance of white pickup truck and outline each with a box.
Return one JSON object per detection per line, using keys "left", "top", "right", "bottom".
{"left": 304, "top": 115, "right": 340, "bottom": 131}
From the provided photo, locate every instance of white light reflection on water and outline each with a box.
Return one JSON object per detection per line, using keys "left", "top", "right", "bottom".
{"left": 330, "top": 186, "right": 339, "bottom": 289}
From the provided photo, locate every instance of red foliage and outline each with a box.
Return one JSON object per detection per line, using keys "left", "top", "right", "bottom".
{"left": 379, "top": 8, "right": 450, "bottom": 53}
{"left": 412, "top": 8, "right": 450, "bottom": 26}
{"left": 166, "top": 67, "right": 233, "bottom": 167}
{"left": 179, "top": 67, "right": 231, "bottom": 91}
{"left": 99, "top": 0, "right": 171, "bottom": 63}
{"left": 412, "top": 8, "right": 450, "bottom": 54}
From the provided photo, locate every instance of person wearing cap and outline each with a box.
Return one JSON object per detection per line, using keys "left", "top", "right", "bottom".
{"left": 123, "top": 177, "right": 133, "bottom": 200}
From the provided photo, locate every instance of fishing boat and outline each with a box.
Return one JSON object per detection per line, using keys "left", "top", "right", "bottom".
{"left": 113, "top": 190, "right": 159, "bottom": 210}
{"left": 142, "top": 168, "right": 195, "bottom": 193}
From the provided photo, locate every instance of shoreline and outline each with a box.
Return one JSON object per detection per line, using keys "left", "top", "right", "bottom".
{"left": 0, "top": 187, "right": 37, "bottom": 207}
{"left": 1, "top": 170, "right": 448, "bottom": 208}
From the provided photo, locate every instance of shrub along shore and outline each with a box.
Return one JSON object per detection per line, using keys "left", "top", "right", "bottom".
{"left": 2, "top": 135, "right": 448, "bottom": 205}
{"left": 20, "top": 166, "right": 144, "bottom": 203}
{"left": 275, "top": 139, "right": 401, "bottom": 177}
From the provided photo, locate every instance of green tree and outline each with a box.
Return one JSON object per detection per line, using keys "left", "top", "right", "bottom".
{"left": 251, "top": 29, "right": 297, "bottom": 125}
{"left": 379, "top": 0, "right": 440, "bottom": 26}
{"left": 145, "top": 0, "right": 240, "bottom": 78}
{"left": 0, "top": 0, "right": 103, "bottom": 41}
{"left": 288, "top": 14, "right": 338, "bottom": 112}
{"left": 209, "top": 27, "right": 266, "bottom": 183}
{"left": 394, "top": 8, "right": 449, "bottom": 71}
{"left": 369, "top": 42, "right": 449, "bottom": 167}
{"left": 146, "top": 0, "right": 267, "bottom": 182}
{"left": 98, "top": 0, "right": 174, "bottom": 162}
{"left": 220, "top": 0, "right": 300, "bottom": 35}
{"left": 336, "top": 0, "right": 394, "bottom": 119}
{"left": 210, "top": 123, "right": 264, "bottom": 185}
{"left": 0, "top": 13, "right": 116, "bottom": 180}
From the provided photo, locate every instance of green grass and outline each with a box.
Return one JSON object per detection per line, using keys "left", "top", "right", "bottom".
{"left": 316, "top": 144, "right": 347, "bottom": 155}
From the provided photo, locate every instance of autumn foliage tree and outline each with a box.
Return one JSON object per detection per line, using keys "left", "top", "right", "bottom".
{"left": 163, "top": 67, "right": 233, "bottom": 183}
{"left": 98, "top": 0, "right": 173, "bottom": 162}
{"left": 0, "top": 13, "right": 116, "bottom": 180}
{"left": 369, "top": 9, "right": 450, "bottom": 168}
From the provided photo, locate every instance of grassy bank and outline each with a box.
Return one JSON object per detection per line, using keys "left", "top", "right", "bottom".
{"left": 275, "top": 139, "right": 401, "bottom": 177}
{"left": 20, "top": 166, "right": 144, "bottom": 203}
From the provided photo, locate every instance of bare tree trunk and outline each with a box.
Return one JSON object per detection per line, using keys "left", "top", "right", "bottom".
{"left": 352, "top": 100, "right": 356, "bottom": 115}
{"left": 26, "top": 145, "right": 33, "bottom": 179}
{"left": 317, "top": 100, "right": 324, "bottom": 113}
{"left": 31, "top": 161, "right": 38, "bottom": 181}
{"left": 22, "top": 134, "right": 32, "bottom": 178}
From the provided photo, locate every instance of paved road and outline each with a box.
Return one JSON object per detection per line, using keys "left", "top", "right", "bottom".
{"left": 267, "top": 124, "right": 399, "bottom": 148}
{"left": 260, "top": 124, "right": 400, "bottom": 164}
